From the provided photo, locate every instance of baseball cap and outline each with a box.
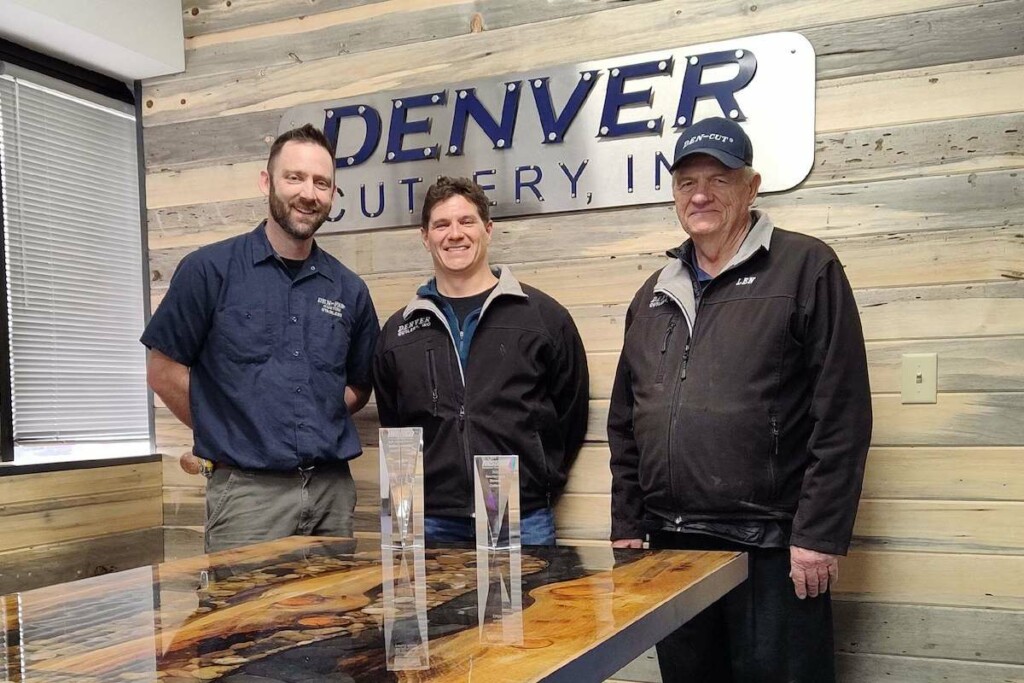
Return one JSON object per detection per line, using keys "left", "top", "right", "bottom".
{"left": 669, "top": 117, "right": 753, "bottom": 171}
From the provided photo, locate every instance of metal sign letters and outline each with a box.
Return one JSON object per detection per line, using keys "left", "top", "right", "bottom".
{"left": 280, "top": 32, "right": 815, "bottom": 232}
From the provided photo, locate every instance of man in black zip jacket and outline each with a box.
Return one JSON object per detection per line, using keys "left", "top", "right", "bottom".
{"left": 608, "top": 118, "right": 872, "bottom": 682}
{"left": 372, "top": 177, "right": 589, "bottom": 545}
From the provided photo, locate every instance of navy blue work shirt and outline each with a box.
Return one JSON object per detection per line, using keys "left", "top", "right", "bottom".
{"left": 141, "top": 223, "right": 379, "bottom": 470}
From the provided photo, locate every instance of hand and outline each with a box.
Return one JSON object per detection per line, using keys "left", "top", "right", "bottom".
{"left": 789, "top": 545, "right": 839, "bottom": 599}
{"left": 612, "top": 538, "right": 644, "bottom": 548}
{"left": 179, "top": 450, "right": 202, "bottom": 475}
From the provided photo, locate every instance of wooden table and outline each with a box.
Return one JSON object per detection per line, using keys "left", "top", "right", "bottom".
{"left": 1, "top": 537, "right": 746, "bottom": 682}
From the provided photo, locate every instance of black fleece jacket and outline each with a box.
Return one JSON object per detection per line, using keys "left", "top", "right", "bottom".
{"left": 373, "top": 267, "right": 589, "bottom": 517}
{"left": 608, "top": 213, "right": 872, "bottom": 555}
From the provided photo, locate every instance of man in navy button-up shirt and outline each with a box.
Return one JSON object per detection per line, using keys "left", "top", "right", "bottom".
{"left": 142, "top": 125, "right": 379, "bottom": 552}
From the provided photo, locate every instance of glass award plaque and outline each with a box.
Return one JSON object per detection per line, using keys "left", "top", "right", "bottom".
{"left": 381, "top": 545, "right": 429, "bottom": 670}
{"left": 477, "top": 545, "right": 524, "bottom": 644}
{"left": 379, "top": 428, "right": 424, "bottom": 549}
{"left": 474, "top": 455, "right": 520, "bottom": 550}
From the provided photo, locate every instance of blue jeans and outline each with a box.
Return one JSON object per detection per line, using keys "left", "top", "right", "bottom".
{"left": 424, "top": 507, "right": 556, "bottom": 546}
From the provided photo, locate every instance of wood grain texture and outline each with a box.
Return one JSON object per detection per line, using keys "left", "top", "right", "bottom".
{"left": 559, "top": 445, "right": 1024, "bottom": 502}
{"left": 1, "top": 490, "right": 163, "bottom": 554}
{"left": 146, "top": 1, "right": 1023, "bottom": 173}
{"left": 834, "top": 600, "right": 1024, "bottom": 665}
{"left": 836, "top": 653, "right": 1024, "bottom": 682}
{"left": 852, "top": 500, "right": 1024, "bottom": 554}
{"left": 552, "top": 493, "right": 1024, "bottom": 555}
{"left": 170, "top": 0, "right": 664, "bottom": 84}
{"left": 575, "top": 390, "right": 1024, "bottom": 446}
{"left": 0, "top": 462, "right": 160, "bottom": 506}
{"left": 143, "top": 59, "right": 1024, "bottom": 207}
{"left": 147, "top": 168, "right": 1024, "bottom": 289}
{"left": 142, "top": 0, "right": 984, "bottom": 126}
{"left": 861, "top": 447, "right": 1024, "bottom": 500}
{"left": 836, "top": 550, "right": 1024, "bottom": 609}
{"left": 590, "top": 337, "right": 1024, "bottom": 399}
{"left": 2, "top": 538, "right": 745, "bottom": 682}
{"left": 0, "top": 528, "right": 164, "bottom": 594}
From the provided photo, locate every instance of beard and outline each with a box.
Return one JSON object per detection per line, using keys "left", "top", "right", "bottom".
{"left": 268, "top": 179, "right": 331, "bottom": 240}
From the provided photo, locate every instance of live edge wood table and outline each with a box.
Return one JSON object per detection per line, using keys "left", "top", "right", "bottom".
{"left": 1, "top": 537, "right": 746, "bottom": 683}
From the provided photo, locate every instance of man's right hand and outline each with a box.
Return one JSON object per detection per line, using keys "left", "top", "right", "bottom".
{"left": 612, "top": 538, "right": 644, "bottom": 548}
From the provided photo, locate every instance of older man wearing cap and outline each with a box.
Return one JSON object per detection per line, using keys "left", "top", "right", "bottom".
{"left": 607, "top": 117, "right": 872, "bottom": 681}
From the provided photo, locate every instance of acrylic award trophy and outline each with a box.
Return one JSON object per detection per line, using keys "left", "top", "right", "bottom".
{"left": 474, "top": 455, "right": 520, "bottom": 550}
{"left": 477, "top": 545, "right": 524, "bottom": 644}
{"left": 379, "top": 427, "right": 424, "bottom": 549}
{"left": 381, "top": 544, "right": 430, "bottom": 670}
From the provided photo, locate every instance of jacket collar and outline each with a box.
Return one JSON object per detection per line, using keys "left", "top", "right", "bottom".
{"left": 403, "top": 265, "right": 526, "bottom": 320}
{"left": 656, "top": 210, "right": 774, "bottom": 332}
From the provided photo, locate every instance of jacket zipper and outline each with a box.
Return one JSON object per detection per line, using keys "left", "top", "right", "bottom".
{"left": 768, "top": 414, "right": 780, "bottom": 500}
{"left": 667, "top": 279, "right": 705, "bottom": 513}
{"left": 426, "top": 348, "right": 439, "bottom": 416}
{"left": 655, "top": 318, "right": 677, "bottom": 384}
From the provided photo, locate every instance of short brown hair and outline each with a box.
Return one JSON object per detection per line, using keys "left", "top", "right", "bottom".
{"left": 421, "top": 176, "right": 491, "bottom": 227}
{"left": 267, "top": 124, "right": 334, "bottom": 171}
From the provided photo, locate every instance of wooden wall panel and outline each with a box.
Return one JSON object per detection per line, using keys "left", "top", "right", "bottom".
{"left": 147, "top": 168, "right": 1024, "bottom": 295}
{"left": 834, "top": 601, "right": 1024, "bottom": 665}
{"left": 0, "top": 528, "right": 164, "bottom": 595}
{"left": 143, "top": 61, "right": 1024, "bottom": 208}
{"left": 141, "top": 0, "right": 988, "bottom": 126}
{"left": 0, "top": 462, "right": 164, "bottom": 593}
{"left": 142, "top": 1, "right": 1024, "bottom": 680}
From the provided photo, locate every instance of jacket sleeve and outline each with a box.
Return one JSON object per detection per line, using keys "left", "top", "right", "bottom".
{"left": 370, "top": 322, "right": 400, "bottom": 428}
{"left": 607, "top": 300, "right": 645, "bottom": 541}
{"left": 790, "top": 258, "right": 873, "bottom": 555}
{"left": 549, "top": 309, "right": 590, "bottom": 480}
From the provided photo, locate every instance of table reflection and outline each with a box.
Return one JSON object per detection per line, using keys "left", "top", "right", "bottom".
{"left": 1, "top": 537, "right": 745, "bottom": 682}
{"left": 476, "top": 545, "right": 523, "bottom": 645}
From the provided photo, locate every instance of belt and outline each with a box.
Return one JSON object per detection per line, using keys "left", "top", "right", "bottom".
{"left": 197, "top": 457, "right": 348, "bottom": 479}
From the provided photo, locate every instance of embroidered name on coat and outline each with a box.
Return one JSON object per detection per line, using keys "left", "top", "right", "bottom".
{"left": 398, "top": 316, "right": 432, "bottom": 337}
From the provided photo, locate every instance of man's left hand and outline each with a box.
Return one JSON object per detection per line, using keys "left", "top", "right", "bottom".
{"left": 789, "top": 545, "right": 839, "bottom": 599}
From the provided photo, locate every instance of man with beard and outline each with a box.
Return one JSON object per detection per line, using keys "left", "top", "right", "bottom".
{"left": 142, "top": 124, "right": 379, "bottom": 553}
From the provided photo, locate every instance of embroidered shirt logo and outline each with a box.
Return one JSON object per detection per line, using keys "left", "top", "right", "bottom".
{"left": 398, "top": 316, "right": 432, "bottom": 337}
{"left": 736, "top": 276, "right": 757, "bottom": 286}
{"left": 318, "top": 297, "right": 346, "bottom": 318}
{"left": 649, "top": 293, "right": 669, "bottom": 308}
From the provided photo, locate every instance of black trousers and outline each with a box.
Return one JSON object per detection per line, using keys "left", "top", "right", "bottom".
{"left": 650, "top": 532, "right": 835, "bottom": 683}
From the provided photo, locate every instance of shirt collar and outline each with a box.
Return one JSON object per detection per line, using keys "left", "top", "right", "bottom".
{"left": 249, "top": 221, "right": 334, "bottom": 282}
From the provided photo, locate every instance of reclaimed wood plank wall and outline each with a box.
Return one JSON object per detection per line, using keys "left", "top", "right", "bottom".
{"left": 143, "top": 1, "right": 1024, "bottom": 680}
{"left": 0, "top": 462, "right": 164, "bottom": 594}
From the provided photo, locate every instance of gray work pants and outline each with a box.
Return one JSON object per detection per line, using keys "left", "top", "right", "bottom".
{"left": 204, "top": 462, "right": 357, "bottom": 553}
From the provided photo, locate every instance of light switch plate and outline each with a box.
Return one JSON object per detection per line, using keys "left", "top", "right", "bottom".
{"left": 901, "top": 353, "right": 937, "bottom": 404}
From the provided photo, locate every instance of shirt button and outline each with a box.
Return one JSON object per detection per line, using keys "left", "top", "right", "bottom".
{"left": 298, "top": 422, "right": 305, "bottom": 428}
{"left": 293, "top": 350, "right": 300, "bottom": 357}
{"left": 291, "top": 316, "right": 298, "bottom": 323}
{"left": 310, "top": 265, "right": 316, "bottom": 271}
{"left": 295, "top": 387, "right": 302, "bottom": 393}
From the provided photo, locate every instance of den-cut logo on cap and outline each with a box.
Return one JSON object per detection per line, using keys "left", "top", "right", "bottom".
{"left": 281, "top": 32, "right": 815, "bottom": 232}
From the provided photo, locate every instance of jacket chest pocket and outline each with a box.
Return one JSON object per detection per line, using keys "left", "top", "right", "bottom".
{"left": 624, "top": 311, "right": 681, "bottom": 388}
{"left": 310, "top": 313, "right": 351, "bottom": 371}
{"left": 426, "top": 347, "right": 440, "bottom": 416}
{"left": 213, "top": 305, "right": 271, "bottom": 363}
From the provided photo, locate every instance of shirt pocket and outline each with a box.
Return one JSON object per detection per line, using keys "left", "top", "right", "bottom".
{"left": 213, "top": 305, "right": 271, "bottom": 363}
{"left": 310, "top": 311, "right": 351, "bottom": 371}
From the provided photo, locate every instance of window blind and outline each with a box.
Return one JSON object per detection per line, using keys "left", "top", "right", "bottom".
{"left": 0, "top": 71, "right": 149, "bottom": 455}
